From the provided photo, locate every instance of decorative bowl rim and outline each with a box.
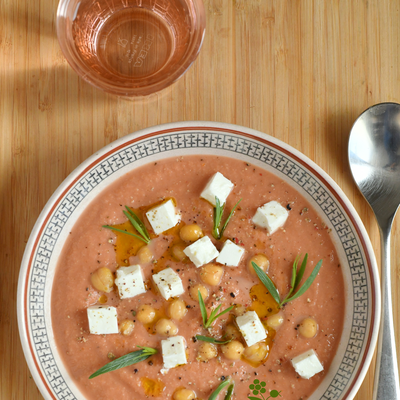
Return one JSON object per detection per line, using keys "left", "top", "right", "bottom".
{"left": 17, "top": 121, "right": 380, "bottom": 400}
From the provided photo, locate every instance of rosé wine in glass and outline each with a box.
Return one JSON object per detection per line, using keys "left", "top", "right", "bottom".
{"left": 57, "top": 0, "right": 205, "bottom": 96}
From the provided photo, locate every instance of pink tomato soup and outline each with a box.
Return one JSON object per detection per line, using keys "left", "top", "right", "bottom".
{"left": 52, "top": 155, "right": 345, "bottom": 400}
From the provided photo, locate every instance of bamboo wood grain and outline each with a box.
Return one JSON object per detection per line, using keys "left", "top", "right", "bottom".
{"left": 1, "top": 0, "right": 400, "bottom": 398}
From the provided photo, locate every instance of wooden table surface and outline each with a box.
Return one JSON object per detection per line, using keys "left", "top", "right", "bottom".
{"left": 1, "top": 0, "right": 400, "bottom": 399}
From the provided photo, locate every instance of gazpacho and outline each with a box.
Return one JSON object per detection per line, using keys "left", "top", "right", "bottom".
{"left": 51, "top": 155, "right": 345, "bottom": 400}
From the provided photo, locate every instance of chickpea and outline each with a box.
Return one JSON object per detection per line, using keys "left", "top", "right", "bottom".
{"left": 154, "top": 318, "right": 178, "bottom": 336}
{"left": 267, "top": 313, "right": 284, "bottom": 329}
{"left": 232, "top": 304, "right": 246, "bottom": 317}
{"left": 224, "top": 324, "right": 241, "bottom": 340}
{"left": 119, "top": 319, "right": 134, "bottom": 336}
{"left": 138, "top": 246, "right": 153, "bottom": 263}
{"left": 190, "top": 284, "right": 209, "bottom": 302}
{"left": 248, "top": 254, "right": 270, "bottom": 276}
{"left": 197, "top": 342, "right": 218, "bottom": 361}
{"left": 171, "top": 244, "right": 187, "bottom": 261}
{"left": 168, "top": 299, "right": 187, "bottom": 320}
{"left": 91, "top": 267, "right": 114, "bottom": 293}
{"left": 200, "top": 263, "right": 224, "bottom": 286}
{"left": 243, "top": 342, "right": 268, "bottom": 362}
{"left": 98, "top": 294, "right": 108, "bottom": 304}
{"left": 221, "top": 340, "right": 244, "bottom": 360}
{"left": 298, "top": 317, "right": 318, "bottom": 338}
{"left": 179, "top": 224, "right": 203, "bottom": 242}
{"left": 173, "top": 389, "right": 196, "bottom": 400}
{"left": 137, "top": 305, "right": 156, "bottom": 324}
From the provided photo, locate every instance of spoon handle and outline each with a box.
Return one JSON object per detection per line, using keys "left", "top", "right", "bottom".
{"left": 373, "top": 225, "right": 400, "bottom": 400}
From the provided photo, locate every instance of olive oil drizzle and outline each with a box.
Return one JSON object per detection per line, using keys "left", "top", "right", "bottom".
{"left": 141, "top": 377, "right": 165, "bottom": 397}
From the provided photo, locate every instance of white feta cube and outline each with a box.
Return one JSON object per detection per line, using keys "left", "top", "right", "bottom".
{"left": 216, "top": 239, "right": 245, "bottom": 267}
{"left": 161, "top": 336, "right": 187, "bottom": 370}
{"left": 183, "top": 236, "right": 219, "bottom": 268}
{"left": 115, "top": 265, "right": 146, "bottom": 299}
{"left": 200, "top": 172, "right": 234, "bottom": 206}
{"left": 146, "top": 199, "right": 181, "bottom": 235}
{"left": 236, "top": 311, "right": 266, "bottom": 347}
{"left": 291, "top": 349, "right": 324, "bottom": 379}
{"left": 87, "top": 305, "right": 118, "bottom": 335}
{"left": 252, "top": 201, "right": 289, "bottom": 234}
{"left": 153, "top": 268, "right": 184, "bottom": 300}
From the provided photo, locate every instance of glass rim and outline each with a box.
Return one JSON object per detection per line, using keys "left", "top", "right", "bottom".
{"left": 56, "top": 0, "right": 206, "bottom": 97}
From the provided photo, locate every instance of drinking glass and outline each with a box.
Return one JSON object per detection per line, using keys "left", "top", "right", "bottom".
{"left": 57, "top": 0, "right": 206, "bottom": 96}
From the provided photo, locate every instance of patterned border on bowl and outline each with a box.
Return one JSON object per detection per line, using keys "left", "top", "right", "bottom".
{"left": 17, "top": 122, "right": 380, "bottom": 400}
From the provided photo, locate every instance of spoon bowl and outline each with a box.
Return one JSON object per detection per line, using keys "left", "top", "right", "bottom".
{"left": 349, "top": 102, "right": 400, "bottom": 400}
{"left": 349, "top": 103, "right": 400, "bottom": 226}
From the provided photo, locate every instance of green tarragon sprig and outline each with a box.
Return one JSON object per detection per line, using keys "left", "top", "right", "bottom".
{"left": 252, "top": 254, "right": 322, "bottom": 308}
{"left": 212, "top": 197, "right": 242, "bottom": 240}
{"left": 209, "top": 378, "right": 235, "bottom": 400}
{"left": 103, "top": 206, "right": 151, "bottom": 244}
{"left": 89, "top": 346, "right": 157, "bottom": 379}
{"left": 195, "top": 335, "right": 232, "bottom": 345}
{"left": 198, "top": 291, "right": 233, "bottom": 329}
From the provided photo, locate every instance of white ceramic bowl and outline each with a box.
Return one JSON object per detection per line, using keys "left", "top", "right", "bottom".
{"left": 17, "top": 122, "right": 380, "bottom": 400}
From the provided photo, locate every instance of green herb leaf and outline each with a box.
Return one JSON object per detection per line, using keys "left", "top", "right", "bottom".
{"left": 196, "top": 335, "right": 232, "bottom": 345}
{"left": 125, "top": 207, "right": 150, "bottom": 239}
{"left": 285, "top": 259, "right": 323, "bottom": 304}
{"left": 224, "top": 383, "right": 235, "bottom": 400}
{"left": 209, "top": 379, "right": 232, "bottom": 400}
{"left": 102, "top": 225, "right": 148, "bottom": 243}
{"left": 89, "top": 347, "right": 157, "bottom": 379}
{"left": 212, "top": 197, "right": 242, "bottom": 240}
{"left": 220, "top": 199, "right": 241, "bottom": 238}
{"left": 124, "top": 207, "right": 150, "bottom": 243}
{"left": 198, "top": 290, "right": 208, "bottom": 327}
{"left": 290, "top": 255, "right": 299, "bottom": 292}
{"left": 294, "top": 253, "right": 308, "bottom": 290}
{"left": 252, "top": 262, "right": 281, "bottom": 305}
{"left": 212, "top": 197, "right": 224, "bottom": 239}
{"left": 198, "top": 291, "right": 234, "bottom": 329}
{"left": 207, "top": 306, "right": 233, "bottom": 329}
{"left": 208, "top": 304, "right": 222, "bottom": 324}
{"left": 281, "top": 255, "right": 300, "bottom": 304}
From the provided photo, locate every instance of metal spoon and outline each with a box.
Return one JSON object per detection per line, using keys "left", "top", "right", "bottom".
{"left": 349, "top": 102, "right": 400, "bottom": 400}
